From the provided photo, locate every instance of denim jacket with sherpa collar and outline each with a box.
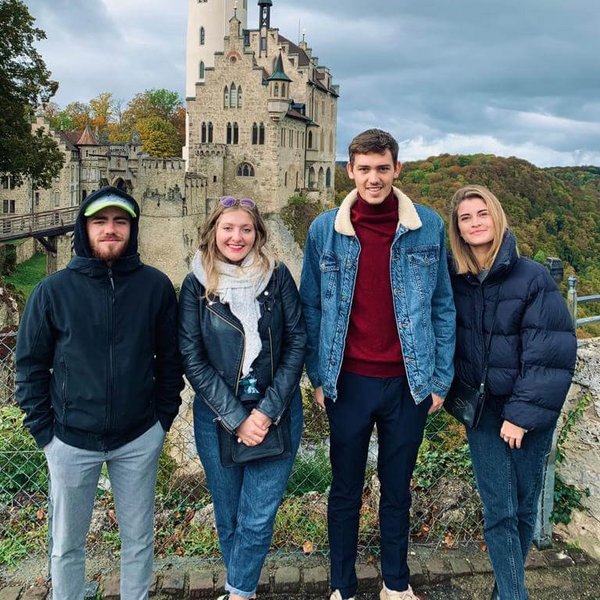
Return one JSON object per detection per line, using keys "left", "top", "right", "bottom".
{"left": 300, "top": 186, "right": 456, "bottom": 404}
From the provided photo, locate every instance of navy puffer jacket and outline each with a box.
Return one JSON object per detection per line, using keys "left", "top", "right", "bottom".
{"left": 450, "top": 231, "right": 576, "bottom": 431}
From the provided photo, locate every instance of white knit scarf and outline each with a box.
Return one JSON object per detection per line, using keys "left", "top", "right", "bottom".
{"left": 192, "top": 250, "right": 274, "bottom": 377}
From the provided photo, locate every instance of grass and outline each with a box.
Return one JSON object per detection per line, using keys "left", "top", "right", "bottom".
{"left": 5, "top": 253, "right": 47, "bottom": 299}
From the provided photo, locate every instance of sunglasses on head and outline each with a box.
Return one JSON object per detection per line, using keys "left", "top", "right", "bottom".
{"left": 219, "top": 196, "right": 256, "bottom": 209}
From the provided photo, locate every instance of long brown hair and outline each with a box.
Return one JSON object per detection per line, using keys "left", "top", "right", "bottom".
{"left": 199, "top": 201, "right": 272, "bottom": 298}
{"left": 449, "top": 185, "right": 509, "bottom": 275}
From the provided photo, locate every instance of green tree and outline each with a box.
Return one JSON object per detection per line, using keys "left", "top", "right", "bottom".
{"left": 0, "top": 0, "right": 64, "bottom": 187}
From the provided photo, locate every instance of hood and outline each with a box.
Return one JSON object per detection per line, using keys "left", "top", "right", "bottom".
{"left": 73, "top": 186, "right": 140, "bottom": 258}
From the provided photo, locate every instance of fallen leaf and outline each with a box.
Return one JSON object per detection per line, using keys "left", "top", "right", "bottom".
{"left": 302, "top": 540, "right": 314, "bottom": 555}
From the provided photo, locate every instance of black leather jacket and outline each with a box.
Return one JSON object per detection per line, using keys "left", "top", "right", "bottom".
{"left": 178, "top": 262, "right": 306, "bottom": 433}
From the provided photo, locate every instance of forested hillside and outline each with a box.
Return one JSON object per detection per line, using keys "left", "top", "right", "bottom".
{"left": 336, "top": 155, "right": 600, "bottom": 298}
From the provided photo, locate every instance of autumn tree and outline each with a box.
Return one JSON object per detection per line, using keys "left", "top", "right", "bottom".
{"left": 136, "top": 116, "right": 182, "bottom": 157}
{"left": 0, "top": 0, "right": 64, "bottom": 187}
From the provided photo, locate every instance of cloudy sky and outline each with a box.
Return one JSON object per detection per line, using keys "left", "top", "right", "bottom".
{"left": 24, "top": 0, "right": 600, "bottom": 167}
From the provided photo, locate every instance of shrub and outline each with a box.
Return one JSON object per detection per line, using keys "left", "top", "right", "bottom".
{"left": 0, "top": 406, "right": 48, "bottom": 499}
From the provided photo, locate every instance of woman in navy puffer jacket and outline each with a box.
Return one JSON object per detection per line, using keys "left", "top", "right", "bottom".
{"left": 448, "top": 185, "right": 576, "bottom": 600}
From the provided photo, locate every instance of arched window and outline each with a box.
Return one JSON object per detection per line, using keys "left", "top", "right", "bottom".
{"left": 237, "top": 162, "right": 255, "bottom": 177}
{"left": 208, "top": 122, "right": 213, "bottom": 143}
{"left": 308, "top": 131, "right": 313, "bottom": 149}
{"left": 326, "top": 167, "right": 332, "bottom": 188}
{"left": 252, "top": 123, "right": 258, "bottom": 145}
{"left": 233, "top": 122, "right": 239, "bottom": 144}
{"left": 201, "top": 122, "right": 207, "bottom": 143}
{"left": 223, "top": 86, "right": 229, "bottom": 108}
{"left": 230, "top": 83, "right": 238, "bottom": 108}
{"left": 273, "top": 82, "right": 279, "bottom": 97}
{"left": 226, "top": 122, "right": 232, "bottom": 144}
{"left": 199, "top": 61, "right": 205, "bottom": 79}
{"left": 259, "top": 123, "right": 265, "bottom": 145}
{"left": 199, "top": 27, "right": 205, "bottom": 45}
{"left": 237, "top": 86, "right": 243, "bottom": 108}
{"left": 281, "top": 83, "right": 286, "bottom": 97}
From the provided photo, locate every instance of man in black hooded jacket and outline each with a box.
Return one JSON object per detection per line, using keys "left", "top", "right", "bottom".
{"left": 16, "top": 186, "right": 183, "bottom": 600}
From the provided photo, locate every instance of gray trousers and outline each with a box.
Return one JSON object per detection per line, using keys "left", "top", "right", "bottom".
{"left": 44, "top": 421, "right": 165, "bottom": 600}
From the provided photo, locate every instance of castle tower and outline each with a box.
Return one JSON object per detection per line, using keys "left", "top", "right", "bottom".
{"left": 258, "top": 0, "right": 272, "bottom": 57}
{"left": 185, "top": 0, "right": 248, "bottom": 99}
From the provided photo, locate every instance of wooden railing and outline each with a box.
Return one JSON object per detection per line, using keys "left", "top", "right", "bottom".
{"left": 0, "top": 207, "right": 79, "bottom": 242}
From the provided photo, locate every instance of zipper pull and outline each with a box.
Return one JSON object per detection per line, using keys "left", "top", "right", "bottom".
{"left": 108, "top": 268, "right": 115, "bottom": 303}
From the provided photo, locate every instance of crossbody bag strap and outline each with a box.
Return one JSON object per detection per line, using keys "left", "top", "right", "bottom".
{"left": 478, "top": 282, "right": 504, "bottom": 395}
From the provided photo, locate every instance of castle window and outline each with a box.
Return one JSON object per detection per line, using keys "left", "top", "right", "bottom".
{"left": 201, "top": 122, "right": 207, "bottom": 143}
{"left": 284, "top": 172, "right": 288, "bottom": 187}
{"left": 320, "top": 132, "right": 324, "bottom": 151}
{"left": 308, "top": 131, "right": 313, "bottom": 149}
{"left": 237, "top": 86, "right": 243, "bottom": 108}
{"left": 281, "top": 83, "right": 286, "bottom": 97}
{"left": 199, "top": 61, "right": 205, "bottom": 79}
{"left": 224, "top": 86, "right": 229, "bottom": 108}
{"left": 237, "top": 163, "right": 255, "bottom": 177}
{"left": 259, "top": 123, "right": 265, "bottom": 145}
{"left": 252, "top": 123, "right": 258, "bottom": 145}
{"left": 273, "top": 82, "right": 279, "bottom": 97}
{"left": 208, "top": 122, "right": 213, "bottom": 143}
{"left": 229, "top": 83, "right": 238, "bottom": 108}
{"left": 226, "top": 122, "right": 232, "bottom": 144}
{"left": 326, "top": 167, "right": 332, "bottom": 188}
{"left": 54, "top": 190, "right": 60, "bottom": 207}
{"left": 233, "top": 122, "right": 239, "bottom": 144}
{"left": 199, "top": 27, "right": 205, "bottom": 45}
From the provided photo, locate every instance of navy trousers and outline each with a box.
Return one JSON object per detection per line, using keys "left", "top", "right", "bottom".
{"left": 326, "top": 371, "right": 431, "bottom": 598}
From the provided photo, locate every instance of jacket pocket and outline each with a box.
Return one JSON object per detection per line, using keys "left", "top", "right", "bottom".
{"left": 407, "top": 246, "right": 439, "bottom": 297}
{"left": 60, "top": 358, "right": 69, "bottom": 427}
{"left": 319, "top": 251, "right": 339, "bottom": 300}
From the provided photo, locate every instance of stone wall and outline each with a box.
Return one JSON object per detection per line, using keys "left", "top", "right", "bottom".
{"left": 556, "top": 338, "right": 600, "bottom": 559}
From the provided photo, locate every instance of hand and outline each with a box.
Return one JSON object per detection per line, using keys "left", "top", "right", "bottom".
{"left": 500, "top": 420, "right": 527, "bottom": 449}
{"left": 428, "top": 392, "right": 444, "bottom": 415}
{"left": 314, "top": 386, "right": 325, "bottom": 411}
{"left": 250, "top": 407, "right": 272, "bottom": 430}
{"left": 236, "top": 413, "right": 269, "bottom": 446}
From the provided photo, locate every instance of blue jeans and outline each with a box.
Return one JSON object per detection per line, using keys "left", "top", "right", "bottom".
{"left": 467, "top": 403, "right": 554, "bottom": 600}
{"left": 44, "top": 421, "right": 165, "bottom": 600}
{"left": 326, "top": 371, "right": 431, "bottom": 598}
{"left": 194, "top": 391, "right": 302, "bottom": 598}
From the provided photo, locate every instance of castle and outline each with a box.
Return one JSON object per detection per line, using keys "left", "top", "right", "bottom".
{"left": 0, "top": 0, "right": 338, "bottom": 282}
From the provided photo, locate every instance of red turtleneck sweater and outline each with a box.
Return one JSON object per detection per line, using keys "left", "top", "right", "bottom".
{"left": 341, "top": 191, "right": 405, "bottom": 378}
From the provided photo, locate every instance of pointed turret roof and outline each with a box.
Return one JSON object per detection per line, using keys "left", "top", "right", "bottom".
{"left": 77, "top": 124, "right": 98, "bottom": 146}
{"left": 267, "top": 52, "right": 291, "bottom": 82}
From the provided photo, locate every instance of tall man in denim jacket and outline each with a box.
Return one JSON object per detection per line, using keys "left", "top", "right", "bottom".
{"left": 300, "top": 130, "right": 455, "bottom": 600}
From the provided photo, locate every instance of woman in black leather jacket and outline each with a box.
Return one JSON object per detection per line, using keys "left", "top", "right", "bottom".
{"left": 179, "top": 197, "right": 305, "bottom": 600}
{"left": 448, "top": 185, "right": 576, "bottom": 600}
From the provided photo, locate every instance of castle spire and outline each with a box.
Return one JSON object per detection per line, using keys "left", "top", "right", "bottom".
{"left": 258, "top": 0, "right": 273, "bottom": 57}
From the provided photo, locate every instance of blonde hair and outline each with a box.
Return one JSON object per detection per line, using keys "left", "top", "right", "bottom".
{"left": 449, "top": 185, "right": 509, "bottom": 275}
{"left": 199, "top": 201, "right": 273, "bottom": 298}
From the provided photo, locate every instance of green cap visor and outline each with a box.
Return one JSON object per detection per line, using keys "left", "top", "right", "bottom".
{"left": 83, "top": 194, "right": 136, "bottom": 218}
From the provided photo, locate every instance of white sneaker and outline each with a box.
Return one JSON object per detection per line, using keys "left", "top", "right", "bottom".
{"left": 330, "top": 590, "right": 355, "bottom": 600}
{"left": 379, "top": 583, "right": 420, "bottom": 600}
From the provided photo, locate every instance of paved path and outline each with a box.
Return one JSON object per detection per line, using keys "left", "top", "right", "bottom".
{"left": 1, "top": 544, "right": 599, "bottom": 599}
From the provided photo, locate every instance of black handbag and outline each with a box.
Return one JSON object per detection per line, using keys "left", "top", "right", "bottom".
{"left": 444, "top": 377, "right": 486, "bottom": 428}
{"left": 445, "top": 283, "right": 503, "bottom": 428}
{"left": 218, "top": 395, "right": 292, "bottom": 468}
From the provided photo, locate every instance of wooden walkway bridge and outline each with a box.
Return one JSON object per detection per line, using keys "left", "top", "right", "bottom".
{"left": 0, "top": 207, "right": 78, "bottom": 248}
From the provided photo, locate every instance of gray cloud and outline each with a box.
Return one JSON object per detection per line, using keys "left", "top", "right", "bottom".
{"left": 23, "top": 0, "right": 600, "bottom": 166}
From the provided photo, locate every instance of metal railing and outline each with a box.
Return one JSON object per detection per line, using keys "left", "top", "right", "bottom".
{"left": 567, "top": 275, "right": 600, "bottom": 328}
